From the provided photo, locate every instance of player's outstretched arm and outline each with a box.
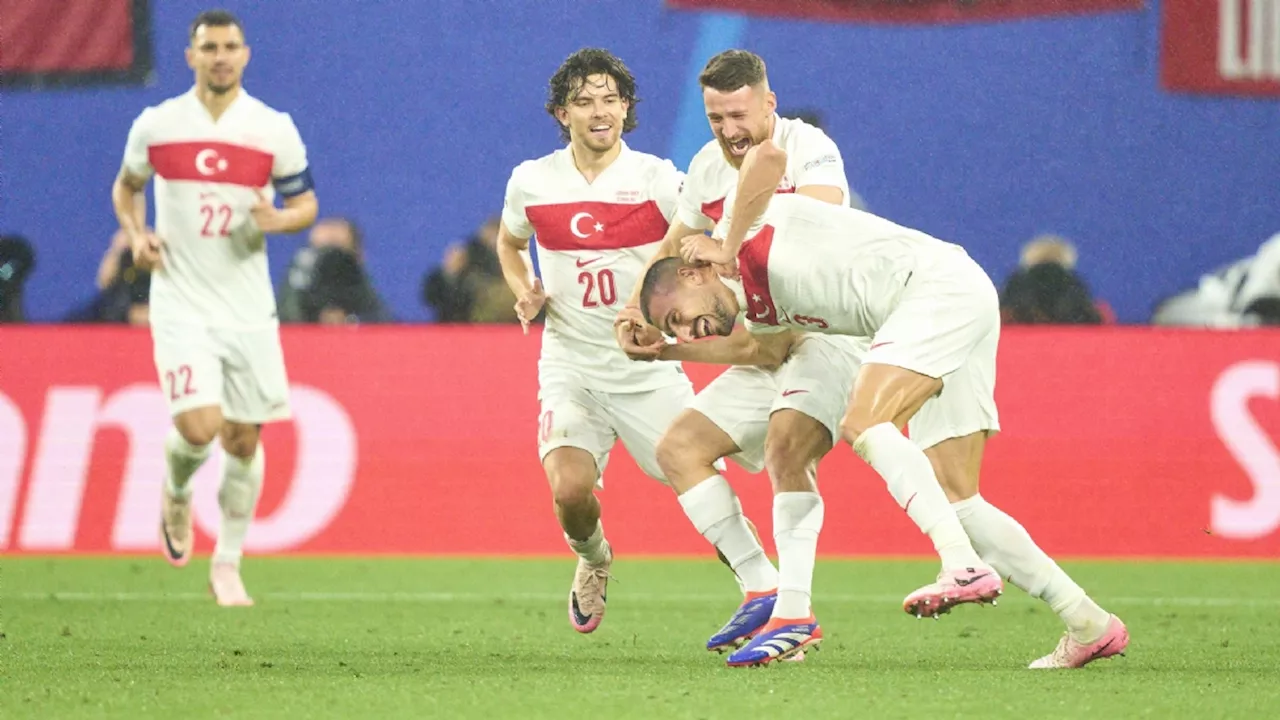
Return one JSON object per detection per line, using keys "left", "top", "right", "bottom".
{"left": 723, "top": 140, "right": 788, "bottom": 254}
{"left": 657, "top": 326, "right": 796, "bottom": 368}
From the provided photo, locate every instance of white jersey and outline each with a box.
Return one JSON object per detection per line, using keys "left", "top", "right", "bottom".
{"left": 122, "top": 88, "right": 311, "bottom": 329}
{"left": 677, "top": 114, "right": 849, "bottom": 232}
{"left": 739, "top": 193, "right": 967, "bottom": 338}
{"left": 503, "top": 142, "right": 686, "bottom": 392}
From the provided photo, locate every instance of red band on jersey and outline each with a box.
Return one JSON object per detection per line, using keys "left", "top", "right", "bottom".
{"left": 737, "top": 224, "right": 780, "bottom": 326}
{"left": 702, "top": 186, "right": 796, "bottom": 225}
{"left": 526, "top": 200, "right": 668, "bottom": 252}
{"left": 148, "top": 141, "right": 275, "bottom": 188}
{"left": 701, "top": 197, "right": 726, "bottom": 224}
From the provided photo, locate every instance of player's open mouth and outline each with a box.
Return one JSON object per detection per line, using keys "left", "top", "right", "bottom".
{"left": 694, "top": 316, "right": 713, "bottom": 338}
{"left": 590, "top": 124, "right": 612, "bottom": 135}
{"left": 725, "top": 137, "right": 752, "bottom": 156}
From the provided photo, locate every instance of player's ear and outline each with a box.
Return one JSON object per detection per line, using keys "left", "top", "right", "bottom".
{"left": 555, "top": 106, "right": 570, "bottom": 130}
{"left": 184, "top": 46, "right": 196, "bottom": 71}
{"left": 243, "top": 44, "right": 251, "bottom": 66}
{"left": 764, "top": 90, "right": 777, "bottom": 114}
{"left": 677, "top": 265, "right": 706, "bottom": 285}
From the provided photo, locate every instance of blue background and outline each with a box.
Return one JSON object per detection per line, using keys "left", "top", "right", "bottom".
{"left": 3, "top": 0, "right": 1276, "bottom": 322}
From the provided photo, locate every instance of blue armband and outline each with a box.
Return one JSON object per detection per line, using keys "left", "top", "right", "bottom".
{"left": 273, "top": 168, "right": 315, "bottom": 197}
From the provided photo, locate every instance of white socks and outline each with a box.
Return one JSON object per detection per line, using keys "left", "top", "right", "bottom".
{"left": 213, "top": 444, "right": 265, "bottom": 567}
{"left": 772, "top": 491, "right": 824, "bottom": 618}
{"left": 567, "top": 522, "right": 610, "bottom": 567}
{"left": 853, "top": 423, "right": 983, "bottom": 570}
{"left": 165, "top": 428, "right": 212, "bottom": 499}
{"left": 678, "top": 475, "right": 778, "bottom": 593}
{"left": 952, "top": 494, "right": 1111, "bottom": 640}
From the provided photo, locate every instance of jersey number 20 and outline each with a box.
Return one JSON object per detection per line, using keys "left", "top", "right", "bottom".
{"left": 578, "top": 269, "right": 617, "bottom": 308}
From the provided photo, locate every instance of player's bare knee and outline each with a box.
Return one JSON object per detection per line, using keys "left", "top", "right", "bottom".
{"left": 173, "top": 409, "right": 221, "bottom": 447}
{"left": 655, "top": 427, "right": 704, "bottom": 481}
{"left": 219, "top": 423, "right": 260, "bottom": 459}
{"left": 764, "top": 414, "right": 828, "bottom": 492}
{"left": 544, "top": 451, "right": 598, "bottom": 509}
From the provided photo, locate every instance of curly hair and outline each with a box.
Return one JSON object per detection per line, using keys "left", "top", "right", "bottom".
{"left": 545, "top": 48, "right": 639, "bottom": 143}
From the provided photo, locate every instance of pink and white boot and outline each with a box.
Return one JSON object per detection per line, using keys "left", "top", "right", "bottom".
{"left": 1029, "top": 615, "right": 1129, "bottom": 669}
{"left": 903, "top": 566, "right": 1003, "bottom": 618}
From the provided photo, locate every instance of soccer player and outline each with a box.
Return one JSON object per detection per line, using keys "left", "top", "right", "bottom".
{"left": 613, "top": 50, "right": 866, "bottom": 656}
{"left": 110, "top": 10, "right": 318, "bottom": 606}
{"left": 498, "top": 48, "right": 770, "bottom": 634}
{"left": 639, "top": 139, "right": 1129, "bottom": 669}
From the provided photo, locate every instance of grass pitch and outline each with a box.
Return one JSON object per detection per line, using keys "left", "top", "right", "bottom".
{"left": 3, "top": 557, "right": 1278, "bottom": 719}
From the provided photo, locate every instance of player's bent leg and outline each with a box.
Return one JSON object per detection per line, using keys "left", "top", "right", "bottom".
{"left": 761, "top": 409, "right": 828, "bottom": 619}
{"left": 928, "top": 435, "right": 1124, "bottom": 667}
{"left": 161, "top": 405, "right": 222, "bottom": 568}
{"left": 656, "top": 410, "right": 780, "bottom": 651}
{"left": 842, "top": 363, "right": 997, "bottom": 618}
{"left": 543, "top": 447, "right": 612, "bottom": 633}
{"left": 725, "top": 409, "right": 833, "bottom": 667}
{"left": 209, "top": 421, "right": 263, "bottom": 607}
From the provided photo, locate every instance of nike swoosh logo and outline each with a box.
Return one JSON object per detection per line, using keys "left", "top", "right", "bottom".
{"left": 953, "top": 571, "right": 992, "bottom": 587}
{"left": 576, "top": 257, "right": 602, "bottom": 268}
{"left": 780, "top": 389, "right": 808, "bottom": 397}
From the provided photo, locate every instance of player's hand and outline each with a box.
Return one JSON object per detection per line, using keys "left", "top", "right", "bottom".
{"left": 249, "top": 190, "right": 287, "bottom": 234}
{"left": 680, "top": 233, "right": 737, "bottom": 269}
{"left": 515, "top": 277, "right": 547, "bottom": 335}
{"left": 130, "top": 230, "right": 164, "bottom": 271}
{"left": 614, "top": 306, "right": 665, "bottom": 361}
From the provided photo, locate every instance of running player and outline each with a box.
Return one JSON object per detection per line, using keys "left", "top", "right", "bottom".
{"left": 613, "top": 50, "right": 866, "bottom": 655}
{"left": 497, "top": 48, "right": 772, "bottom": 634}
{"left": 639, "top": 139, "right": 1128, "bottom": 669}
{"left": 111, "top": 10, "right": 319, "bottom": 606}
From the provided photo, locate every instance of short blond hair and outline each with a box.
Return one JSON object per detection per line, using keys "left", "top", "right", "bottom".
{"left": 1020, "top": 234, "right": 1078, "bottom": 270}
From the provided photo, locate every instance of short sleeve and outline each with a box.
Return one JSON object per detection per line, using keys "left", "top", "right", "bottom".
{"left": 272, "top": 114, "right": 308, "bottom": 177}
{"left": 792, "top": 129, "right": 847, "bottom": 193}
{"left": 270, "top": 113, "right": 314, "bottom": 197}
{"left": 501, "top": 167, "right": 534, "bottom": 239}
{"left": 649, "top": 159, "right": 685, "bottom": 224}
{"left": 675, "top": 162, "right": 716, "bottom": 231}
{"left": 121, "top": 108, "right": 154, "bottom": 177}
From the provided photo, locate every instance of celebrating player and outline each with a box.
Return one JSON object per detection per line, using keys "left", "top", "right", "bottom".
{"left": 497, "top": 48, "right": 778, "bottom": 634}
{"left": 110, "top": 10, "right": 319, "bottom": 606}
{"left": 638, "top": 139, "right": 1129, "bottom": 669}
{"left": 613, "top": 50, "right": 866, "bottom": 659}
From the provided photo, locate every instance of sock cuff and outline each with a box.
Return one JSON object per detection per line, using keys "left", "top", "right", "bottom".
{"left": 224, "top": 443, "right": 264, "bottom": 471}
{"left": 851, "top": 422, "right": 899, "bottom": 461}
{"left": 566, "top": 521, "right": 604, "bottom": 548}
{"left": 678, "top": 475, "right": 740, "bottom": 534}
{"left": 950, "top": 494, "right": 987, "bottom": 519}
{"left": 773, "top": 491, "right": 824, "bottom": 535}
{"left": 167, "top": 428, "right": 213, "bottom": 458}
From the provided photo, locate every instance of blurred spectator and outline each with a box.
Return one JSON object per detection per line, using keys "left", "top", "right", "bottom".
{"left": 1000, "top": 234, "right": 1108, "bottom": 325}
{"left": 64, "top": 229, "right": 152, "bottom": 324}
{"left": 298, "top": 246, "right": 392, "bottom": 324}
{"left": 96, "top": 252, "right": 152, "bottom": 326}
{"left": 422, "top": 216, "right": 519, "bottom": 323}
{"left": 278, "top": 217, "right": 392, "bottom": 323}
{"left": 0, "top": 234, "right": 36, "bottom": 323}
{"left": 1152, "top": 232, "right": 1280, "bottom": 328}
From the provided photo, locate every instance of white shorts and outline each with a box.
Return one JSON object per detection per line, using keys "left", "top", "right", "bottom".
{"left": 151, "top": 323, "right": 291, "bottom": 424}
{"left": 866, "top": 247, "right": 1001, "bottom": 450}
{"left": 690, "top": 335, "right": 863, "bottom": 473}
{"left": 537, "top": 373, "right": 695, "bottom": 486}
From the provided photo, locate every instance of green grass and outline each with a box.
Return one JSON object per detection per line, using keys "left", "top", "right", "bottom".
{"left": 3, "top": 557, "right": 1279, "bottom": 719}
